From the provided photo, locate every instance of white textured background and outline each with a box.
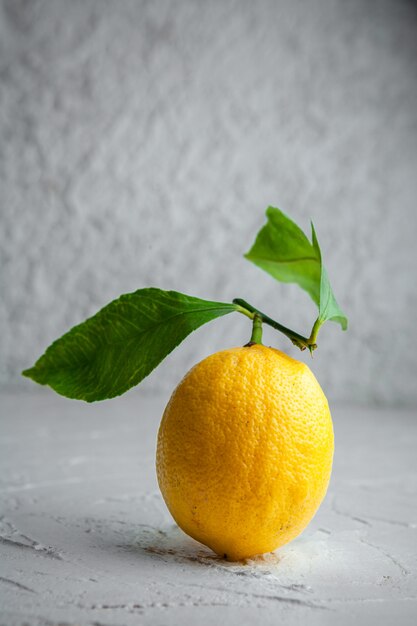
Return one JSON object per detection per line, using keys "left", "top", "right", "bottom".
{"left": 1, "top": 0, "right": 417, "bottom": 406}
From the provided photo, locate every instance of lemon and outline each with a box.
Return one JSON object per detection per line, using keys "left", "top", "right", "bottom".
{"left": 156, "top": 344, "right": 333, "bottom": 561}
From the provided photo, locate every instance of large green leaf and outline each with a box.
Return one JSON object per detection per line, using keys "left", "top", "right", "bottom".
{"left": 245, "top": 207, "right": 347, "bottom": 331}
{"left": 22, "top": 288, "right": 236, "bottom": 402}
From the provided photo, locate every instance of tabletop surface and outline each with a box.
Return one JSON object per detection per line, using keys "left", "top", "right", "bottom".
{"left": 1, "top": 391, "right": 416, "bottom": 626}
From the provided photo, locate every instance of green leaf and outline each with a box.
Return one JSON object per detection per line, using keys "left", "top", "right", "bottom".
{"left": 311, "top": 224, "right": 348, "bottom": 330}
{"left": 245, "top": 207, "right": 347, "bottom": 331}
{"left": 22, "top": 288, "right": 236, "bottom": 402}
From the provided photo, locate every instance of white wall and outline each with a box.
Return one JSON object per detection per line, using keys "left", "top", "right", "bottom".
{"left": 1, "top": 0, "right": 417, "bottom": 406}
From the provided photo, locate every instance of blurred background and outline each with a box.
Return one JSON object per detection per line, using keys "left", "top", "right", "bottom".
{"left": 1, "top": 0, "right": 416, "bottom": 407}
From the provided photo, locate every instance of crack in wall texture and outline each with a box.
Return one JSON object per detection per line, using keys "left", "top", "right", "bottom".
{"left": 1, "top": 0, "right": 417, "bottom": 406}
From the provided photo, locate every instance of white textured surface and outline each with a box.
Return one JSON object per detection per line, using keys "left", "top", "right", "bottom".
{"left": 1, "top": 391, "right": 417, "bottom": 625}
{"left": 1, "top": 0, "right": 417, "bottom": 405}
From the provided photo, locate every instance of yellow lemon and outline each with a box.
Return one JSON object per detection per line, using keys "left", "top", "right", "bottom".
{"left": 156, "top": 344, "right": 333, "bottom": 561}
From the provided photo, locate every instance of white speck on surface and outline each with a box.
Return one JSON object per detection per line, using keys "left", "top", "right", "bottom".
{"left": 1, "top": 390, "right": 416, "bottom": 625}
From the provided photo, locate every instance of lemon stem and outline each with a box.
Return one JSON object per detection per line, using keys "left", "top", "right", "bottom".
{"left": 233, "top": 299, "right": 317, "bottom": 352}
{"left": 249, "top": 313, "right": 263, "bottom": 344}
{"left": 308, "top": 317, "right": 322, "bottom": 346}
